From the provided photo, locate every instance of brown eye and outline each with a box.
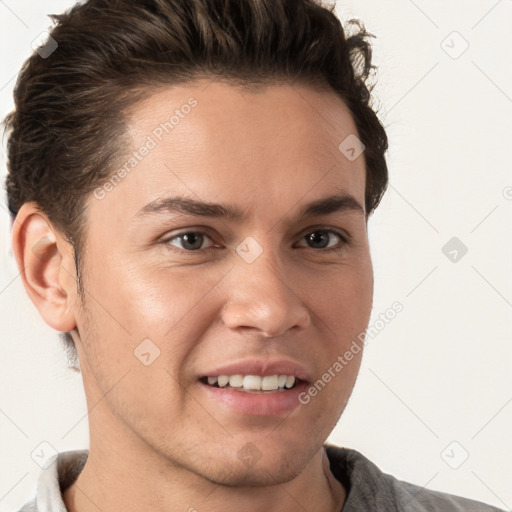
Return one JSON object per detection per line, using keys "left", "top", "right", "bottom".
{"left": 166, "top": 231, "right": 213, "bottom": 251}
{"left": 298, "top": 229, "right": 347, "bottom": 250}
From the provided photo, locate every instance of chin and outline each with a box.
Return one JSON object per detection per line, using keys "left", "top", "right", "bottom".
{"left": 207, "top": 463, "right": 304, "bottom": 488}
{"left": 199, "top": 447, "right": 311, "bottom": 488}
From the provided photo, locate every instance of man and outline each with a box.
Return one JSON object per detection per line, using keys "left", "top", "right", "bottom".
{"left": 4, "top": 0, "right": 504, "bottom": 510}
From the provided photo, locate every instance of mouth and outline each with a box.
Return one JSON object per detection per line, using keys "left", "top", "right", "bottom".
{"left": 199, "top": 374, "right": 303, "bottom": 393}
{"left": 196, "top": 359, "right": 311, "bottom": 415}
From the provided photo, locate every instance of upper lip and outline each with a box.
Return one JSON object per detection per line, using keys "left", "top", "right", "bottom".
{"left": 202, "top": 359, "right": 311, "bottom": 382}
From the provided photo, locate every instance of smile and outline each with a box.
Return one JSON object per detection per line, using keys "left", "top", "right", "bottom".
{"left": 201, "top": 374, "right": 299, "bottom": 393}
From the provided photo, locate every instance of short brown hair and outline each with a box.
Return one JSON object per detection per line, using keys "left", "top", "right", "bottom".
{"left": 3, "top": 0, "right": 388, "bottom": 371}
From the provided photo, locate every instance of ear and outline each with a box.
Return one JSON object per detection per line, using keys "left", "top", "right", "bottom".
{"left": 11, "top": 202, "right": 78, "bottom": 333}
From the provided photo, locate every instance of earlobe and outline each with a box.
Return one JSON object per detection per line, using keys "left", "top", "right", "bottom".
{"left": 11, "top": 202, "right": 78, "bottom": 333}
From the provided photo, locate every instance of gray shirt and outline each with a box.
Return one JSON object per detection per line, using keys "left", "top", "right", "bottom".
{"left": 16, "top": 444, "right": 504, "bottom": 511}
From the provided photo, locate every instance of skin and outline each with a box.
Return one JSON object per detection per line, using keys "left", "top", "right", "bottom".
{"left": 12, "top": 80, "right": 374, "bottom": 512}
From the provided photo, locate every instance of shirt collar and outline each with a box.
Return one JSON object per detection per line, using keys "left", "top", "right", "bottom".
{"left": 34, "top": 450, "right": 88, "bottom": 512}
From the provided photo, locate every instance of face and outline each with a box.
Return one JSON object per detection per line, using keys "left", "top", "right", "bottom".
{"left": 71, "top": 80, "right": 373, "bottom": 486}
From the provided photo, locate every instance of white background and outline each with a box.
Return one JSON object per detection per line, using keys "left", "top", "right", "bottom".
{"left": 0, "top": 0, "right": 511, "bottom": 510}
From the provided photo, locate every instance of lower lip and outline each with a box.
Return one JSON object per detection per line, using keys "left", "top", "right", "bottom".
{"left": 199, "top": 380, "right": 308, "bottom": 416}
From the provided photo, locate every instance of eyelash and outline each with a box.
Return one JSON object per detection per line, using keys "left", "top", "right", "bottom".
{"left": 162, "top": 228, "right": 350, "bottom": 254}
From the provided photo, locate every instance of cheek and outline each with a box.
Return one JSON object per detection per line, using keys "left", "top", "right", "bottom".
{"left": 76, "top": 260, "right": 229, "bottom": 398}
{"left": 87, "top": 258, "right": 224, "bottom": 338}
{"left": 308, "top": 261, "right": 373, "bottom": 338}
{"left": 74, "top": 264, "right": 223, "bottom": 422}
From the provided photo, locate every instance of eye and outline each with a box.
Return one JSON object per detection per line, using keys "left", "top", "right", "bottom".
{"left": 164, "top": 231, "right": 215, "bottom": 251}
{"left": 296, "top": 229, "right": 348, "bottom": 251}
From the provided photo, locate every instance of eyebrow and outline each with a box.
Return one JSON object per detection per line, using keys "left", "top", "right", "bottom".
{"left": 135, "top": 192, "right": 365, "bottom": 222}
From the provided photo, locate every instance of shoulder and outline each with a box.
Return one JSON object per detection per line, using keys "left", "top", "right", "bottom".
{"left": 324, "top": 444, "right": 504, "bottom": 512}
{"left": 390, "top": 478, "right": 504, "bottom": 512}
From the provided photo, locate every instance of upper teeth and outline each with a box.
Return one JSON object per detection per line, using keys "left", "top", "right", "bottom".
{"left": 207, "top": 374, "right": 296, "bottom": 391}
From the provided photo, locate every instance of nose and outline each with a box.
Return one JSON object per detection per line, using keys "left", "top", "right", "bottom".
{"left": 221, "top": 250, "right": 311, "bottom": 338}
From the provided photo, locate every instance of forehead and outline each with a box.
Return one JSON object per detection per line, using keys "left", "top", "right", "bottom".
{"left": 87, "top": 80, "right": 366, "bottom": 225}
{"left": 129, "top": 79, "right": 360, "bottom": 158}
